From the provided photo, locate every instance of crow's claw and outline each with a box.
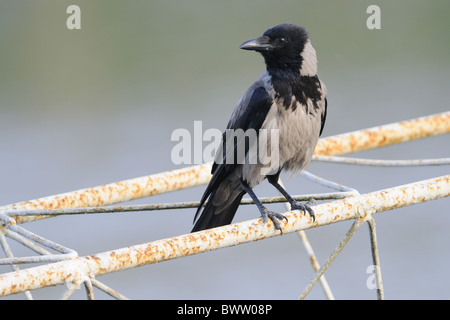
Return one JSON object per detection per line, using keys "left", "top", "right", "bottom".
{"left": 261, "top": 207, "right": 288, "bottom": 233}
{"left": 290, "top": 201, "right": 315, "bottom": 222}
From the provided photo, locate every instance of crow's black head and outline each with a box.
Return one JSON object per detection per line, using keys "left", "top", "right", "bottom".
{"left": 240, "top": 23, "right": 313, "bottom": 74}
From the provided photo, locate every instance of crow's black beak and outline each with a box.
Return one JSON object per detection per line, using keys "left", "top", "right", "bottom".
{"left": 239, "top": 36, "right": 272, "bottom": 52}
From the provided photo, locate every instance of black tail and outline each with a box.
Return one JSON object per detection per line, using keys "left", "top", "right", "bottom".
{"left": 192, "top": 191, "right": 245, "bottom": 232}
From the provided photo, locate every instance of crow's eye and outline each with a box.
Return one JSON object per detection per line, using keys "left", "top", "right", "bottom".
{"left": 279, "top": 37, "right": 286, "bottom": 44}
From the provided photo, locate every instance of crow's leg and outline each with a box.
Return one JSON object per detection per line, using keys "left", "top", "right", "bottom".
{"left": 267, "top": 175, "right": 315, "bottom": 222}
{"left": 240, "top": 179, "right": 287, "bottom": 233}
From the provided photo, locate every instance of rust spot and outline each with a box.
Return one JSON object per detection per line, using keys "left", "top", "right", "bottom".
{"left": 90, "top": 256, "right": 101, "bottom": 263}
{"left": 309, "top": 255, "right": 319, "bottom": 269}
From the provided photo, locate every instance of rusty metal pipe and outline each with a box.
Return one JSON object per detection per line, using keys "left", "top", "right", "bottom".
{"left": 1, "top": 112, "right": 448, "bottom": 225}
{"left": 1, "top": 164, "right": 213, "bottom": 224}
{"left": 313, "top": 112, "right": 450, "bottom": 156}
{"left": 1, "top": 175, "right": 448, "bottom": 297}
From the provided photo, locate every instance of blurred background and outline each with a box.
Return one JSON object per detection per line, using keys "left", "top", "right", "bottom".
{"left": 0, "top": 0, "right": 449, "bottom": 299}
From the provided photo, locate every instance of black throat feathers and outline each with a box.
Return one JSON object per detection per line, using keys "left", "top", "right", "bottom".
{"left": 268, "top": 68, "right": 323, "bottom": 112}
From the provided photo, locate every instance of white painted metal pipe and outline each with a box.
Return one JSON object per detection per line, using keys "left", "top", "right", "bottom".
{"left": 1, "top": 175, "right": 448, "bottom": 297}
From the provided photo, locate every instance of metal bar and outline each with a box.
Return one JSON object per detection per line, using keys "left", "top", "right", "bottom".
{"left": 296, "top": 229, "right": 335, "bottom": 299}
{"left": 367, "top": 216, "right": 384, "bottom": 300}
{"left": 2, "top": 192, "right": 353, "bottom": 218}
{"left": 3, "top": 229, "right": 51, "bottom": 256}
{"left": 60, "top": 279, "right": 81, "bottom": 300}
{"left": 1, "top": 175, "right": 448, "bottom": 297}
{"left": 278, "top": 178, "right": 336, "bottom": 300}
{"left": 313, "top": 155, "right": 450, "bottom": 166}
{"left": 298, "top": 218, "right": 364, "bottom": 300}
{"left": 301, "top": 171, "right": 359, "bottom": 193}
{"left": 0, "top": 214, "right": 77, "bottom": 265}
{"left": 313, "top": 112, "right": 450, "bottom": 156}
{"left": 0, "top": 231, "right": 33, "bottom": 300}
{"left": 1, "top": 112, "right": 448, "bottom": 225}
{"left": 298, "top": 215, "right": 385, "bottom": 300}
{"left": 84, "top": 277, "right": 95, "bottom": 300}
{"left": 90, "top": 278, "right": 130, "bottom": 300}
{"left": 1, "top": 164, "right": 213, "bottom": 224}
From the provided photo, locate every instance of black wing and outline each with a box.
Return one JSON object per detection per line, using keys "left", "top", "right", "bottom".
{"left": 319, "top": 97, "right": 327, "bottom": 136}
{"left": 193, "top": 86, "right": 273, "bottom": 223}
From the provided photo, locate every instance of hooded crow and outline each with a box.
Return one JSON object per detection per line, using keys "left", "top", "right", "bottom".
{"left": 192, "top": 23, "right": 327, "bottom": 233}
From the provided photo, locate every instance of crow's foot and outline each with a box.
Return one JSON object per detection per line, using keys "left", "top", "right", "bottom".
{"left": 261, "top": 207, "right": 288, "bottom": 233}
{"left": 290, "top": 201, "right": 315, "bottom": 222}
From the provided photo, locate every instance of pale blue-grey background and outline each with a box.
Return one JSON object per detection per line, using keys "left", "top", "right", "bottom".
{"left": 0, "top": 1, "right": 449, "bottom": 299}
